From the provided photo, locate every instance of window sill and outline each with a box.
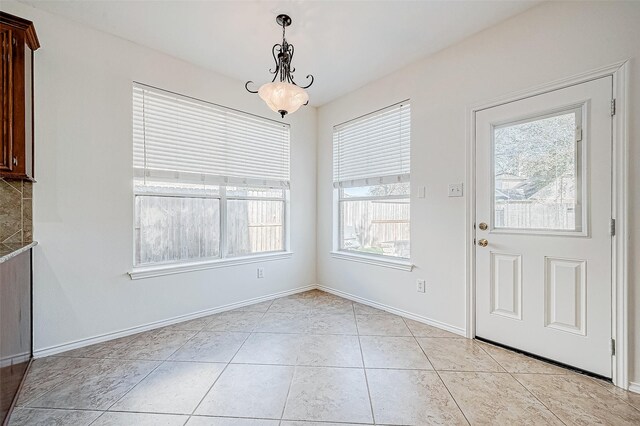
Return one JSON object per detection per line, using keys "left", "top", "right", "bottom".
{"left": 330, "top": 251, "right": 414, "bottom": 271}
{"left": 129, "top": 251, "right": 293, "bottom": 280}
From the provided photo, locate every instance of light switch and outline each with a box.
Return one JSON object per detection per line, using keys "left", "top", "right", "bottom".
{"left": 417, "top": 186, "right": 426, "bottom": 198}
{"left": 448, "top": 183, "right": 463, "bottom": 197}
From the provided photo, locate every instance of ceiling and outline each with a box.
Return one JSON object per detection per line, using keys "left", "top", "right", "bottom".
{"left": 20, "top": 0, "right": 540, "bottom": 106}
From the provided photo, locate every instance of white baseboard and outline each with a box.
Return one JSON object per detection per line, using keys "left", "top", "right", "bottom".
{"left": 1, "top": 352, "right": 30, "bottom": 368}
{"left": 33, "top": 284, "right": 316, "bottom": 359}
{"left": 629, "top": 382, "right": 640, "bottom": 394}
{"left": 316, "top": 284, "right": 467, "bottom": 337}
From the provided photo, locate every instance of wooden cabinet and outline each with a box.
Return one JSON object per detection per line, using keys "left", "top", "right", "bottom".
{"left": 0, "top": 249, "right": 32, "bottom": 423}
{"left": 0, "top": 12, "right": 39, "bottom": 181}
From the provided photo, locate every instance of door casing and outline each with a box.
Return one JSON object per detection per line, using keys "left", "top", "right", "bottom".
{"left": 465, "top": 61, "right": 630, "bottom": 389}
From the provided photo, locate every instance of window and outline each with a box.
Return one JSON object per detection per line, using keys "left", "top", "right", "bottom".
{"left": 133, "top": 83, "right": 289, "bottom": 267}
{"left": 333, "top": 101, "right": 411, "bottom": 259}
{"left": 493, "top": 107, "right": 584, "bottom": 232}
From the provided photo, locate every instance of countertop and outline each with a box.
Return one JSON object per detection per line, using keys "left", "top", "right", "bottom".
{"left": 0, "top": 241, "right": 38, "bottom": 264}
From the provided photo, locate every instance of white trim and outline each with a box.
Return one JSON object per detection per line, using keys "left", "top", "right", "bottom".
{"left": 330, "top": 251, "right": 414, "bottom": 271}
{"left": 33, "top": 284, "right": 315, "bottom": 358}
{"left": 611, "top": 61, "right": 630, "bottom": 390}
{"left": 466, "top": 60, "right": 629, "bottom": 389}
{"left": 317, "top": 284, "right": 465, "bottom": 336}
{"left": 0, "top": 352, "right": 30, "bottom": 368}
{"left": 134, "top": 168, "right": 291, "bottom": 189}
{"left": 628, "top": 382, "right": 640, "bottom": 395}
{"left": 129, "top": 251, "right": 293, "bottom": 280}
{"left": 333, "top": 173, "right": 411, "bottom": 189}
{"left": 469, "top": 60, "right": 628, "bottom": 112}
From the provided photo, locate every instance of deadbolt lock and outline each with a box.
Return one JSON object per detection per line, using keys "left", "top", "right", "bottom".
{"left": 478, "top": 239, "right": 488, "bottom": 247}
{"left": 479, "top": 222, "right": 488, "bottom": 231}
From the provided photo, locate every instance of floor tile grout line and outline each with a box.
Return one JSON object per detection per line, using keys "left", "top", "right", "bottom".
{"left": 188, "top": 308, "right": 268, "bottom": 417}
{"left": 187, "top": 341, "right": 244, "bottom": 417}
{"left": 100, "top": 324, "right": 214, "bottom": 415}
{"left": 431, "top": 369, "right": 472, "bottom": 426}
{"left": 354, "top": 302, "right": 376, "bottom": 425}
{"left": 96, "top": 407, "right": 205, "bottom": 416}
{"left": 474, "top": 344, "right": 569, "bottom": 425}
{"left": 227, "top": 306, "right": 272, "bottom": 364}
{"left": 473, "top": 340, "right": 506, "bottom": 373}
{"left": 46, "top": 358, "right": 517, "bottom": 371}
{"left": 17, "top": 358, "right": 97, "bottom": 407}
{"left": 278, "top": 359, "right": 298, "bottom": 421}
{"left": 21, "top": 356, "right": 154, "bottom": 411}
{"left": 100, "top": 359, "right": 168, "bottom": 413}
{"left": 46, "top": 354, "right": 540, "bottom": 372}
{"left": 400, "top": 316, "right": 437, "bottom": 371}
{"left": 44, "top": 331, "right": 465, "bottom": 346}
{"left": 508, "top": 373, "right": 568, "bottom": 426}
{"left": 409, "top": 317, "right": 470, "bottom": 425}
{"left": 583, "top": 375, "right": 640, "bottom": 414}
{"left": 12, "top": 406, "right": 106, "bottom": 413}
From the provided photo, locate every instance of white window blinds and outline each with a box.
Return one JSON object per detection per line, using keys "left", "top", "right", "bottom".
{"left": 333, "top": 101, "right": 410, "bottom": 188}
{"left": 133, "top": 83, "right": 290, "bottom": 188}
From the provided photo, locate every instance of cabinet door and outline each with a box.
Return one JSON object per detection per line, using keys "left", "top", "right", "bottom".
{"left": 0, "top": 250, "right": 32, "bottom": 423}
{"left": 0, "top": 27, "right": 14, "bottom": 173}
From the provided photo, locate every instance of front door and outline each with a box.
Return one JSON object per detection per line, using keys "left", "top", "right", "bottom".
{"left": 475, "top": 77, "right": 613, "bottom": 377}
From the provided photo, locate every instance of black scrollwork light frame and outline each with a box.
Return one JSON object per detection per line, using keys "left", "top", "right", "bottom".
{"left": 245, "top": 14, "right": 314, "bottom": 95}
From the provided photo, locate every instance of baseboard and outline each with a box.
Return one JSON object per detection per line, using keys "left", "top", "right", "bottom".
{"left": 0, "top": 352, "right": 30, "bottom": 368}
{"left": 629, "top": 381, "right": 640, "bottom": 394}
{"left": 316, "top": 284, "right": 466, "bottom": 337}
{"left": 33, "top": 284, "right": 316, "bottom": 358}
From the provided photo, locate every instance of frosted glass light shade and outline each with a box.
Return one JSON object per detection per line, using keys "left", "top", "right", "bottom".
{"left": 258, "top": 82, "right": 309, "bottom": 117}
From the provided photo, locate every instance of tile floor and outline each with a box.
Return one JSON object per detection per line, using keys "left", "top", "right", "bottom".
{"left": 9, "top": 290, "right": 640, "bottom": 425}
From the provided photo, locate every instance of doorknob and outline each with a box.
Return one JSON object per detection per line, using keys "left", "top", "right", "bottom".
{"left": 478, "top": 239, "right": 488, "bottom": 247}
{"left": 479, "top": 222, "right": 488, "bottom": 230}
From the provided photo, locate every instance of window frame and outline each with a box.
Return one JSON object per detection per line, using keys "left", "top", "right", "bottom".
{"left": 330, "top": 184, "right": 413, "bottom": 271}
{"left": 490, "top": 104, "right": 588, "bottom": 237}
{"left": 130, "top": 185, "right": 291, "bottom": 278}
{"left": 334, "top": 184, "right": 411, "bottom": 262}
{"left": 222, "top": 186, "right": 288, "bottom": 259}
{"left": 130, "top": 83, "right": 293, "bottom": 278}
{"left": 133, "top": 189, "right": 223, "bottom": 266}
{"left": 331, "top": 101, "right": 412, "bottom": 267}
{"left": 132, "top": 184, "right": 290, "bottom": 272}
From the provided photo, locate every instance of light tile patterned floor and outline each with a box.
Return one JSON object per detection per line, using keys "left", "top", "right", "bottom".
{"left": 9, "top": 290, "right": 640, "bottom": 425}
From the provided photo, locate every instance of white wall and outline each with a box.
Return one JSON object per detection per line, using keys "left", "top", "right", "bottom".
{"left": 3, "top": 1, "right": 317, "bottom": 353}
{"left": 317, "top": 1, "right": 640, "bottom": 384}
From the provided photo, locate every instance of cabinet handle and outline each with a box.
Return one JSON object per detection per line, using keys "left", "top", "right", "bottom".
{"left": 13, "top": 156, "right": 18, "bottom": 166}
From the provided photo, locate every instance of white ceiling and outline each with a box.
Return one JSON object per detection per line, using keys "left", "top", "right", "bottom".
{"left": 20, "top": 0, "right": 540, "bottom": 105}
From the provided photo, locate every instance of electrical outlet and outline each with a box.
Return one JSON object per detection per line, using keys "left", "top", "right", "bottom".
{"left": 257, "top": 268, "right": 264, "bottom": 278}
{"left": 416, "top": 279, "right": 426, "bottom": 293}
{"left": 448, "top": 183, "right": 463, "bottom": 197}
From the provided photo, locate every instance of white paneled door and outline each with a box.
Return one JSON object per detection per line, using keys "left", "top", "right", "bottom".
{"left": 475, "top": 77, "right": 613, "bottom": 377}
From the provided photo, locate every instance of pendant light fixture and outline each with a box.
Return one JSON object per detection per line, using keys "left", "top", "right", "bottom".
{"left": 245, "top": 14, "right": 314, "bottom": 118}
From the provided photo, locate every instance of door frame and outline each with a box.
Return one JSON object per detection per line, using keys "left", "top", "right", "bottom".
{"left": 465, "top": 60, "right": 630, "bottom": 388}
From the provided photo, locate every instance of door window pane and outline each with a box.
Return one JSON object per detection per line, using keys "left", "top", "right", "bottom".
{"left": 493, "top": 109, "right": 582, "bottom": 232}
{"left": 135, "top": 195, "right": 220, "bottom": 265}
{"left": 227, "top": 200, "right": 284, "bottom": 256}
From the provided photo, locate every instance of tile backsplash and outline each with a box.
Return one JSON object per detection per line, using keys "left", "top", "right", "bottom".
{"left": 0, "top": 178, "right": 32, "bottom": 247}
